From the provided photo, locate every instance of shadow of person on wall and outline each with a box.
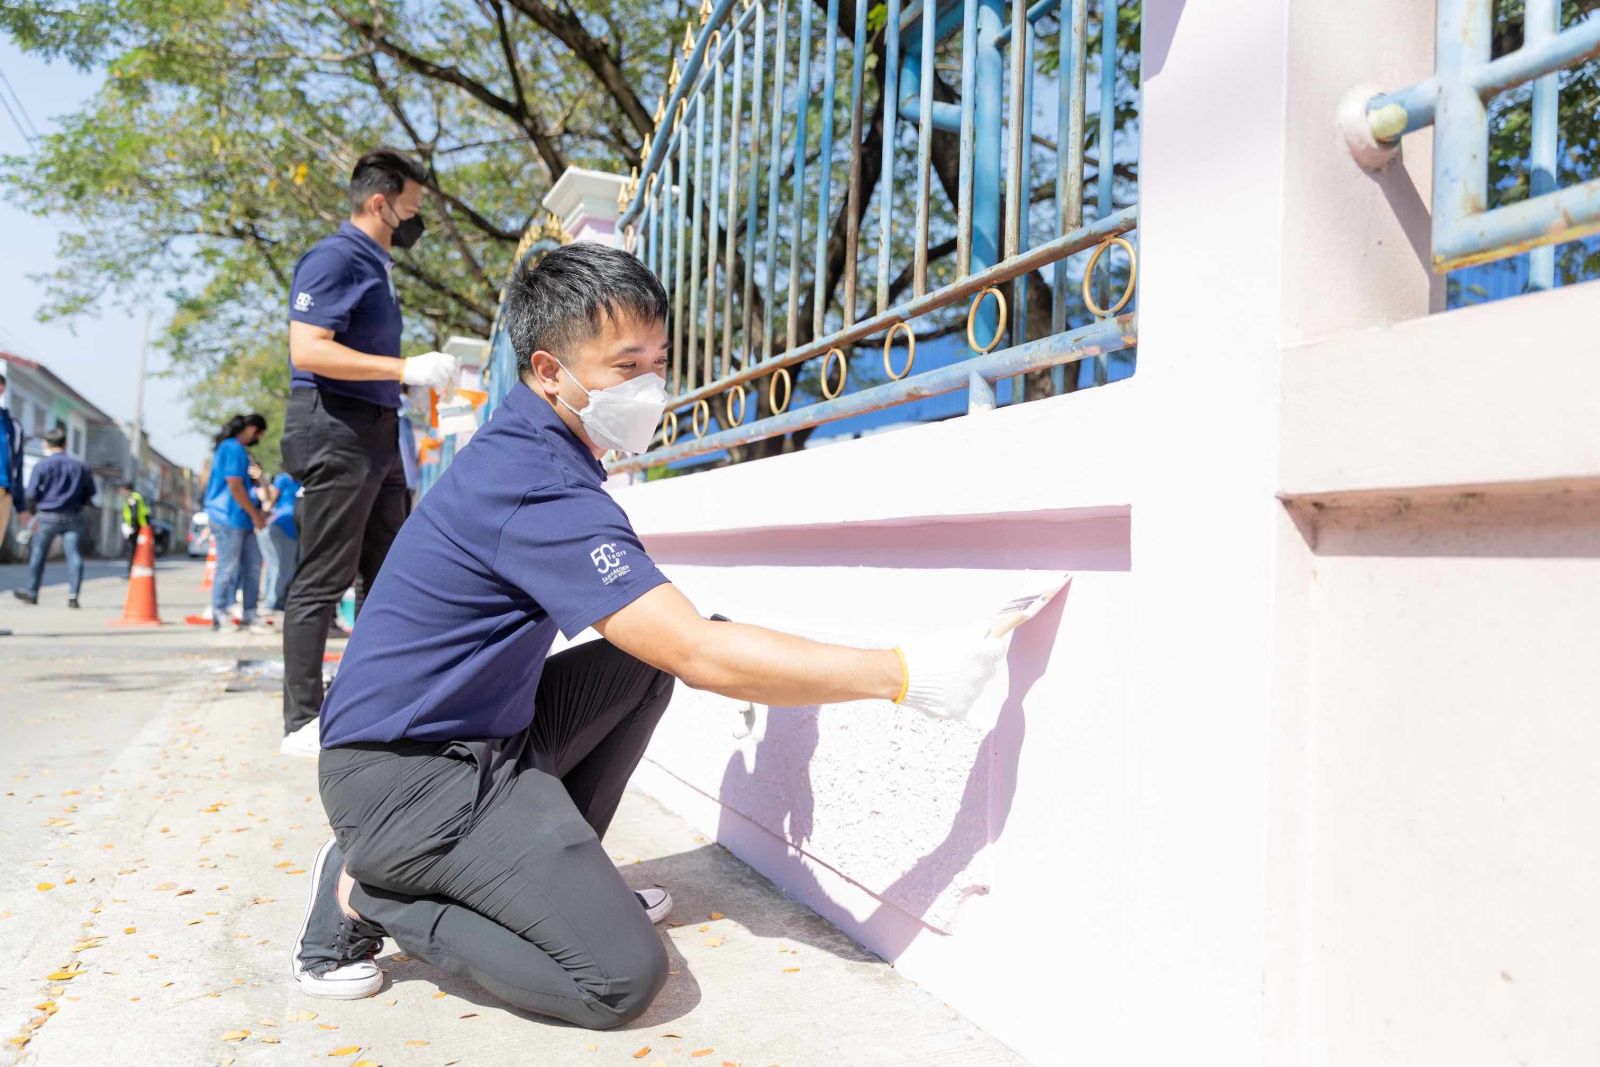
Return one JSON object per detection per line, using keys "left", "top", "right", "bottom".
{"left": 708, "top": 587, "right": 1070, "bottom": 961}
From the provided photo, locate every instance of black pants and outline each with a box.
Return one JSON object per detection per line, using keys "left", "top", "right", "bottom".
{"left": 280, "top": 388, "right": 408, "bottom": 735}
{"left": 318, "top": 639, "right": 675, "bottom": 1029}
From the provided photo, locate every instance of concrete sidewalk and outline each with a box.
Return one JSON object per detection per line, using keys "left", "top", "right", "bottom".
{"left": 0, "top": 559, "right": 1024, "bottom": 1066}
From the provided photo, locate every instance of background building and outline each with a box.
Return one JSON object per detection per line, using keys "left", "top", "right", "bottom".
{"left": 1, "top": 351, "right": 197, "bottom": 561}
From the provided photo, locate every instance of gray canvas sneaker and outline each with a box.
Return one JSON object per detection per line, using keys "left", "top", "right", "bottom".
{"left": 291, "top": 837, "right": 386, "bottom": 999}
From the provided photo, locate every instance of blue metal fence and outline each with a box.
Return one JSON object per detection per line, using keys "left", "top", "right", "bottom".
{"left": 1350, "top": 0, "right": 1600, "bottom": 282}
{"left": 610, "top": 0, "right": 1140, "bottom": 474}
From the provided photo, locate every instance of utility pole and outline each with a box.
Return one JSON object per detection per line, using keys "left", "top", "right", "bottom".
{"left": 127, "top": 309, "right": 150, "bottom": 487}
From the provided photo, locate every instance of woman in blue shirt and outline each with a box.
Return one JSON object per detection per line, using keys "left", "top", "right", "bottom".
{"left": 203, "top": 414, "right": 270, "bottom": 630}
{"left": 267, "top": 470, "right": 301, "bottom": 612}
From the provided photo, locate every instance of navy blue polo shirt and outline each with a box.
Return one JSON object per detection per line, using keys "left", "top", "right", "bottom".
{"left": 287, "top": 221, "right": 403, "bottom": 408}
{"left": 318, "top": 383, "right": 671, "bottom": 746}
{"left": 27, "top": 452, "right": 96, "bottom": 514}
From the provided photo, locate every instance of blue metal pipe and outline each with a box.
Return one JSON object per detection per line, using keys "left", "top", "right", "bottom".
{"left": 785, "top": 0, "right": 816, "bottom": 353}
{"left": 1435, "top": 177, "right": 1600, "bottom": 270}
{"left": 970, "top": 0, "right": 1005, "bottom": 364}
{"left": 992, "top": 0, "right": 1061, "bottom": 46}
{"left": 1431, "top": 0, "right": 1491, "bottom": 271}
{"left": 610, "top": 311, "right": 1136, "bottom": 474}
{"left": 1527, "top": 0, "right": 1558, "bottom": 291}
{"left": 813, "top": 0, "right": 842, "bottom": 335}
{"left": 876, "top": 0, "right": 904, "bottom": 313}
{"left": 1366, "top": 17, "right": 1600, "bottom": 143}
{"left": 761, "top": 0, "right": 790, "bottom": 363}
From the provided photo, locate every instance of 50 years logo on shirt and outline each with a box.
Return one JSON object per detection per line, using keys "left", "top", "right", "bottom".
{"left": 590, "top": 543, "right": 630, "bottom": 585}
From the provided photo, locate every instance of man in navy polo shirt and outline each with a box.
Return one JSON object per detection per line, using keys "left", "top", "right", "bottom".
{"left": 291, "top": 243, "right": 1007, "bottom": 1027}
{"left": 279, "top": 149, "right": 459, "bottom": 758}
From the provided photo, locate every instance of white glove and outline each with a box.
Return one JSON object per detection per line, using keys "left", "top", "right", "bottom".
{"left": 894, "top": 629, "right": 1007, "bottom": 721}
{"left": 400, "top": 351, "right": 460, "bottom": 392}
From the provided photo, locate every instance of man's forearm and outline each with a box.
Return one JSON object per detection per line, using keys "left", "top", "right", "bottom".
{"left": 682, "top": 621, "right": 903, "bottom": 707}
{"left": 291, "top": 336, "right": 405, "bottom": 382}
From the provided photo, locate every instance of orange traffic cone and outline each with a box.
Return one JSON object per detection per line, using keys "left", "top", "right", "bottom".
{"left": 110, "top": 526, "right": 163, "bottom": 627}
{"left": 201, "top": 535, "right": 217, "bottom": 589}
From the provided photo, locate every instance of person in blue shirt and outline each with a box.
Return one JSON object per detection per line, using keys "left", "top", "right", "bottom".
{"left": 279, "top": 148, "right": 459, "bottom": 753}
{"left": 203, "top": 413, "right": 269, "bottom": 631}
{"left": 293, "top": 243, "right": 1004, "bottom": 1028}
{"left": 266, "top": 471, "right": 301, "bottom": 612}
{"left": 13, "top": 424, "right": 95, "bottom": 607}
{"left": 0, "top": 371, "right": 24, "bottom": 546}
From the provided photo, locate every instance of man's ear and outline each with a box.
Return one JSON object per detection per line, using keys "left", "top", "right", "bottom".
{"left": 528, "top": 350, "right": 562, "bottom": 398}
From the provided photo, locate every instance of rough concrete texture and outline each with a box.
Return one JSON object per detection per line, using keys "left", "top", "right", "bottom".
{"left": 0, "top": 558, "right": 1024, "bottom": 1067}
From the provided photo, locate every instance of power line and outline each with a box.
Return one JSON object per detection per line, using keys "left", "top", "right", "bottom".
{"left": 0, "top": 84, "right": 30, "bottom": 147}
{"left": 0, "top": 63, "right": 40, "bottom": 142}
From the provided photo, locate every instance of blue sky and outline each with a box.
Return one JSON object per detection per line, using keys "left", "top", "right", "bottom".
{"left": 0, "top": 39, "right": 207, "bottom": 469}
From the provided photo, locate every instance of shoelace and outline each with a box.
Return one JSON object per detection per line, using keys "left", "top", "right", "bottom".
{"left": 331, "top": 916, "right": 384, "bottom": 962}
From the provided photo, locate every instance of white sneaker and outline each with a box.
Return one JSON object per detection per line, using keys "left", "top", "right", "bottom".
{"left": 279, "top": 718, "right": 321, "bottom": 758}
{"left": 636, "top": 887, "right": 673, "bottom": 925}
{"left": 292, "top": 838, "right": 384, "bottom": 1000}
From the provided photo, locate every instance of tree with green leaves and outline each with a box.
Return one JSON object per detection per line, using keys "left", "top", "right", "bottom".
{"left": 1, "top": 0, "right": 1143, "bottom": 463}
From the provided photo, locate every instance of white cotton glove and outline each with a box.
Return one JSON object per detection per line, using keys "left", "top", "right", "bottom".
{"left": 400, "top": 350, "right": 460, "bottom": 392}
{"left": 893, "top": 629, "right": 1008, "bottom": 721}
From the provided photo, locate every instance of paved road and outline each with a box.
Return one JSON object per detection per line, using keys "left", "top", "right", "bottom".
{"left": 0, "top": 559, "right": 1024, "bottom": 1066}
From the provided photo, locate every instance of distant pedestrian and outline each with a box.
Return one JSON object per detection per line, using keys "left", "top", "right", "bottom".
{"left": 120, "top": 480, "right": 150, "bottom": 577}
{"left": 0, "top": 371, "right": 24, "bottom": 543}
{"left": 279, "top": 148, "right": 457, "bottom": 756}
{"left": 203, "top": 413, "right": 270, "bottom": 632}
{"left": 267, "top": 471, "right": 301, "bottom": 612}
{"left": 13, "top": 425, "right": 95, "bottom": 608}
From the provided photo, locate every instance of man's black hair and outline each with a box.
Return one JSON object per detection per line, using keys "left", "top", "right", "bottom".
{"left": 503, "top": 243, "right": 668, "bottom": 380}
{"left": 121, "top": 480, "right": 136, "bottom": 491}
{"left": 0, "top": 371, "right": 7, "bottom": 386}
{"left": 44, "top": 425, "right": 67, "bottom": 449}
{"left": 349, "top": 150, "right": 427, "bottom": 213}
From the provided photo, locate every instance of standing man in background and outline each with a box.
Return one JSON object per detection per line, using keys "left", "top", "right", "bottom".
{"left": 120, "top": 480, "right": 150, "bottom": 577}
{"left": 12, "top": 425, "right": 95, "bottom": 608}
{"left": 204, "top": 414, "right": 270, "bottom": 632}
{"left": 0, "top": 372, "right": 23, "bottom": 543}
{"left": 279, "top": 149, "right": 457, "bottom": 758}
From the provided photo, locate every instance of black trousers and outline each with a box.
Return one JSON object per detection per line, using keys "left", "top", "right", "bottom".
{"left": 318, "top": 639, "right": 675, "bottom": 1029}
{"left": 280, "top": 388, "right": 408, "bottom": 735}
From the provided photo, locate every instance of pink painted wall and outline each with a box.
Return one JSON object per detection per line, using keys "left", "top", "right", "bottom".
{"left": 573, "top": 2, "right": 1600, "bottom": 1061}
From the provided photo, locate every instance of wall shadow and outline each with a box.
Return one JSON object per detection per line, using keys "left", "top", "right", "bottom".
{"left": 709, "top": 587, "right": 1070, "bottom": 960}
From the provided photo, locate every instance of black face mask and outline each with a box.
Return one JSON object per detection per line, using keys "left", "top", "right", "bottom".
{"left": 381, "top": 200, "right": 426, "bottom": 250}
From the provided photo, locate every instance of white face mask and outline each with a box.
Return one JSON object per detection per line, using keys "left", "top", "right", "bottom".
{"left": 557, "top": 366, "right": 669, "bottom": 455}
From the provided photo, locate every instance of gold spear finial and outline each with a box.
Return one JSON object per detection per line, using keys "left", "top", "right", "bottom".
{"left": 653, "top": 93, "right": 666, "bottom": 126}
{"left": 681, "top": 21, "right": 695, "bottom": 59}
{"left": 641, "top": 130, "right": 653, "bottom": 158}
{"left": 699, "top": 0, "right": 714, "bottom": 24}
{"left": 666, "top": 55, "right": 681, "bottom": 91}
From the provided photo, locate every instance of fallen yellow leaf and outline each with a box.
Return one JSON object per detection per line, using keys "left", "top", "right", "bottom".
{"left": 260, "top": 1036, "right": 281, "bottom": 1044}
{"left": 123, "top": 927, "right": 136, "bottom": 934}
{"left": 691, "top": 1050, "right": 715, "bottom": 1058}
{"left": 33, "top": 1002, "right": 57, "bottom": 1015}
{"left": 633, "top": 1049, "right": 651, "bottom": 1060}
{"left": 328, "top": 1047, "right": 360, "bottom": 1057}
{"left": 353, "top": 1061, "right": 380, "bottom": 1067}
{"left": 432, "top": 991, "right": 447, "bottom": 999}
{"left": 220, "top": 1030, "right": 250, "bottom": 1041}
{"left": 154, "top": 882, "right": 178, "bottom": 890}
{"left": 287, "top": 1010, "right": 317, "bottom": 1022}
{"left": 316, "top": 1023, "right": 339, "bottom": 1030}
{"left": 704, "top": 937, "right": 724, "bottom": 947}
{"left": 35, "top": 883, "right": 55, "bottom": 892}
{"left": 45, "top": 967, "right": 82, "bottom": 981}
{"left": 405, "top": 1039, "right": 430, "bottom": 1047}
{"left": 783, "top": 966, "right": 800, "bottom": 973}
{"left": 709, "top": 912, "right": 725, "bottom": 921}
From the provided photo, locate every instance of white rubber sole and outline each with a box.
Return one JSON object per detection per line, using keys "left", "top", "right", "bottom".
{"left": 292, "top": 838, "right": 382, "bottom": 1000}
{"left": 638, "top": 887, "right": 673, "bottom": 925}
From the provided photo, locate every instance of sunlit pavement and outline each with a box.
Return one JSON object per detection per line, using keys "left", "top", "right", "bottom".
{"left": 0, "top": 558, "right": 1021, "bottom": 1066}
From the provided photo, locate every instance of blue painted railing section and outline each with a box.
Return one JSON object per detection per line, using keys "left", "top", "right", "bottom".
{"left": 1358, "top": 0, "right": 1600, "bottom": 284}
{"left": 612, "top": 0, "right": 1140, "bottom": 473}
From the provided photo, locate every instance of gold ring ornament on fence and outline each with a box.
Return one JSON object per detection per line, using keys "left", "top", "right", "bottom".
{"left": 723, "top": 383, "right": 748, "bottom": 427}
{"left": 882, "top": 321, "right": 916, "bottom": 381}
{"left": 691, "top": 398, "right": 712, "bottom": 438}
{"left": 661, "top": 408, "right": 680, "bottom": 446}
{"left": 707, "top": 30, "right": 722, "bottom": 56}
{"left": 821, "top": 347, "right": 848, "bottom": 399}
{"left": 1081, "top": 236, "right": 1138, "bottom": 318}
{"left": 623, "top": 224, "right": 637, "bottom": 252}
{"left": 768, "top": 365, "right": 793, "bottom": 414}
{"left": 965, "top": 286, "right": 1008, "bottom": 354}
